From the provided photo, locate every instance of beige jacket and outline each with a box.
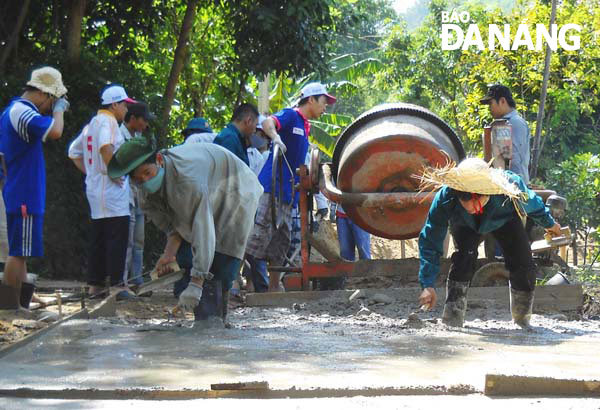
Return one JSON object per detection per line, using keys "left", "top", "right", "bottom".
{"left": 140, "top": 143, "right": 263, "bottom": 278}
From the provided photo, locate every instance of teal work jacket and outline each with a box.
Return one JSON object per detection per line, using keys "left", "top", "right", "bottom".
{"left": 418, "top": 171, "right": 555, "bottom": 289}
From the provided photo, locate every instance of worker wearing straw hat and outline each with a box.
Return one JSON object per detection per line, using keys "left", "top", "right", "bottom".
{"left": 416, "top": 158, "right": 561, "bottom": 329}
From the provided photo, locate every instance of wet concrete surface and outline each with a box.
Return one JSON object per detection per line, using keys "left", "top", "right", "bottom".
{"left": 1, "top": 303, "right": 600, "bottom": 393}
{"left": 1, "top": 395, "right": 600, "bottom": 410}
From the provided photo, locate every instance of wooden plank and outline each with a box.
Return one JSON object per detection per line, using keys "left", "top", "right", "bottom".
{"left": 211, "top": 381, "right": 269, "bottom": 391}
{"left": 0, "top": 308, "right": 89, "bottom": 359}
{"left": 485, "top": 374, "right": 600, "bottom": 397}
{"left": 246, "top": 285, "right": 583, "bottom": 311}
{"left": 134, "top": 270, "right": 184, "bottom": 296}
{"left": 88, "top": 292, "right": 117, "bottom": 319}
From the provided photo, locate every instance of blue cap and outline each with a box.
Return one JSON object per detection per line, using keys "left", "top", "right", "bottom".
{"left": 183, "top": 117, "right": 212, "bottom": 135}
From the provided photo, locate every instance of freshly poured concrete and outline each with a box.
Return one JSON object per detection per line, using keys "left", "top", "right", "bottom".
{"left": 1, "top": 307, "right": 600, "bottom": 393}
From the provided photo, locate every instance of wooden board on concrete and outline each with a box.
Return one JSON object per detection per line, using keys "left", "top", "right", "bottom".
{"left": 246, "top": 284, "right": 583, "bottom": 312}
{"left": 134, "top": 270, "right": 184, "bottom": 296}
{"left": 35, "top": 280, "right": 86, "bottom": 290}
{"left": 88, "top": 292, "right": 117, "bottom": 319}
{"left": 485, "top": 374, "right": 600, "bottom": 397}
{"left": 211, "top": 381, "right": 269, "bottom": 391}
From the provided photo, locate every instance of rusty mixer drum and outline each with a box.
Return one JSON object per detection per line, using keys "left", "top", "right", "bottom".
{"left": 331, "top": 103, "right": 465, "bottom": 239}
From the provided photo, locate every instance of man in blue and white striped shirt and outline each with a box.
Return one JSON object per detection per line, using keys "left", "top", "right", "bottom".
{"left": 0, "top": 66, "right": 69, "bottom": 308}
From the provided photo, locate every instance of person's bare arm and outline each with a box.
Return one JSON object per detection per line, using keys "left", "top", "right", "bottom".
{"left": 262, "top": 117, "right": 286, "bottom": 152}
{"left": 99, "top": 144, "right": 114, "bottom": 166}
{"left": 71, "top": 157, "right": 86, "bottom": 174}
{"left": 45, "top": 111, "right": 64, "bottom": 140}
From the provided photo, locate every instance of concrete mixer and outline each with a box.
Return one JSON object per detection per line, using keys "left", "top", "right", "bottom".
{"left": 271, "top": 103, "right": 568, "bottom": 291}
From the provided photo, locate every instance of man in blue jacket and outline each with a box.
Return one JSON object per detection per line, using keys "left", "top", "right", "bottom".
{"left": 417, "top": 158, "right": 561, "bottom": 329}
{"left": 213, "top": 103, "right": 259, "bottom": 166}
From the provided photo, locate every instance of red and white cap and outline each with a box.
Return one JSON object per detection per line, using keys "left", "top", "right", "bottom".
{"left": 101, "top": 85, "right": 137, "bottom": 105}
{"left": 300, "top": 82, "right": 336, "bottom": 104}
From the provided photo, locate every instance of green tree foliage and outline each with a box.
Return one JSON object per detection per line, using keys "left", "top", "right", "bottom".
{"left": 546, "top": 153, "right": 600, "bottom": 260}
{"left": 380, "top": 0, "right": 600, "bottom": 178}
{"left": 0, "top": 0, "right": 363, "bottom": 278}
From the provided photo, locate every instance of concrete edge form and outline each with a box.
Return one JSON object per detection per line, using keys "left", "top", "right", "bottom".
{"left": 0, "top": 308, "right": 89, "bottom": 359}
{"left": 0, "top": 385, "right": 479, "bottom": 400}
{"left": 246, "top": 285, "right": 583, "bottom": 311}
{"left": 485, "top": 374, "right": 600, "bottom": 397}
{"left": 88, "top": 292, "right": 117, "bottom": 319}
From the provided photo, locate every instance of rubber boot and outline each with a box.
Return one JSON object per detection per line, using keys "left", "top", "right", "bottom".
{"left": 510, "top": 288, "right": 534, "bottom": 329}
{"left": 193, "top": 279, "right": 223, "bottom": 327}
{"left": 442, "top": 280, "right": 470, "bottom": 327}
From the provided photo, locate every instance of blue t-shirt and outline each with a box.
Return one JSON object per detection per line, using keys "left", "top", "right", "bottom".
{"left": 213, "top": 122, "right": 249, "bottom": 165}
{"left": 258, "top": 108, "right": 309, "bottom": 206}
{"left": 0, "top": 98, "right": 54, "bottom": 214}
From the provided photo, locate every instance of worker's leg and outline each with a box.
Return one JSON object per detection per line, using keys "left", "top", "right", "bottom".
{"left": 194, "top": 252, "right": 241, "bottom": 322}
{"left": 492, "top": 216, "right": 536, "bottom": 328}
{"left": 336, "top": 216, "right": 356, "bottom": 261}
{"left": 351, "top": 221, "right": 371, "bottom": 260}
{"left": 173, "top": 240, "right": 193, "bottom": 298}
{"left": 104, "top": 216, "right": 130, "bottom": 289}
{"left": 265, "top": 201, "right": 293, "bottom": 292}
{"left": 194, "top": 252, "right": 242, "bottom": 320}
{"left": 122, "top": 204, "right": 135, "bottom": 285}
{"left": 443, "top": 224, "right": 483, "bottom": 327}
{"left": 130, "top": 206, "right": 145, "bottom": 286}
{"left": 88, "top": 218, "right": 107, "bottom": 295}
{"left": 268, "top": 220, "right": 291, "bottom": 292}
{"left": 245, "top": 254, "right": 268, "bottom": 293}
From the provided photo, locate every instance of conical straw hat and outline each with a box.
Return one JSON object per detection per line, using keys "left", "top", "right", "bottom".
{"left": 416, "top": 156, "right": 528, "bottom": 217}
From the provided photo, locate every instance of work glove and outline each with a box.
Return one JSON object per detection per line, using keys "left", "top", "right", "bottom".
{"left": 178, "top": 281, "right": 203, "bottom": 311}
{"left": 272, "top": 134, "right": 287, "bottom": 154}
{"left": 53, "top": 97, "right": 70, "bottom": 113}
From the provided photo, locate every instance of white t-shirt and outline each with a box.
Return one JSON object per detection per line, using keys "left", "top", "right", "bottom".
{"left": 247, "top": 147, "right": 268, "bottom": 176}
{"left": 68, "top": 110, "right": 130, "bottom": 219}
{"left": 184, "top": 132, "right": 216, "bottom": 144}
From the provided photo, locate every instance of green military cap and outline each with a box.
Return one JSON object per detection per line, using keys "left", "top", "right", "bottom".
{"left": 107, "top": 137, "right": 155, "bottom": 179}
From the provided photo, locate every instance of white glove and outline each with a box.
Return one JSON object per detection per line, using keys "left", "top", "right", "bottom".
{"left": 272, "top": 134, "right": 287, "bottom": 153}
{"left": 178, "top": 282, "right": 203, "bottom": 311}
{"left": 53, "top": 97, "right": 70, "bottom": 113}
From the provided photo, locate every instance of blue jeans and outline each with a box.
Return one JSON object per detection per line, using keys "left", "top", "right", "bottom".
{"left": 173, "top": 249, "right": 242, "bottom": 297}
{"left": 243, "top": 253, "right": 269, "bottom": 293}
{"left": 123, "top": 204, "right": 144, "bottom": 286}
{"left": 336, "top": 216, "right": 371, "bottom": 261}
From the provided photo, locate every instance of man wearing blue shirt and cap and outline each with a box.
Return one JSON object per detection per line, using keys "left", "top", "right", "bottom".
{"left": 245, "top": 82, "right": 336, "bottom": 292}
{"left": 0, "top": 66, "right": 69, "bottom": 307}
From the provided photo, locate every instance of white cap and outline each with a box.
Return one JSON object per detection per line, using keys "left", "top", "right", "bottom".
{"left": 256, "top": 114, "right": 268, "bottom": 130}
{"left": 299, "top": 82, "right": 336, "bottom": 104}
{"left": 101, "top": 85, "right": 137, "bottom": 105}
{"left": 26, "top": 66, "right": 67, "bottom": 98}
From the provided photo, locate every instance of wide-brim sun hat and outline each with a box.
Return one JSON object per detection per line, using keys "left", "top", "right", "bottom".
{"left": 107, "top": 137, "right": 155, "bottom": 179}
{"left": 26, "top": 66, "right": 68, "bottom": 98}
{"left": 416, "top": 156, "right": 528, "bottom": 217}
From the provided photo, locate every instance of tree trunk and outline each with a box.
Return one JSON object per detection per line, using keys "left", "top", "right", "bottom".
{"left": 159, "top": 0, "right": 199, "bottom": 146}
{"left": 0, "top": 0, "right": 31, "bottom": 73}
{"left": 530, "top": 0, "right": 557, "bottom": 179}
{"left": 65, "top": 0, "right": 87, "bottom": 65}
{"left": 234, "top": 73, "right": 247, "bottom": 108}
